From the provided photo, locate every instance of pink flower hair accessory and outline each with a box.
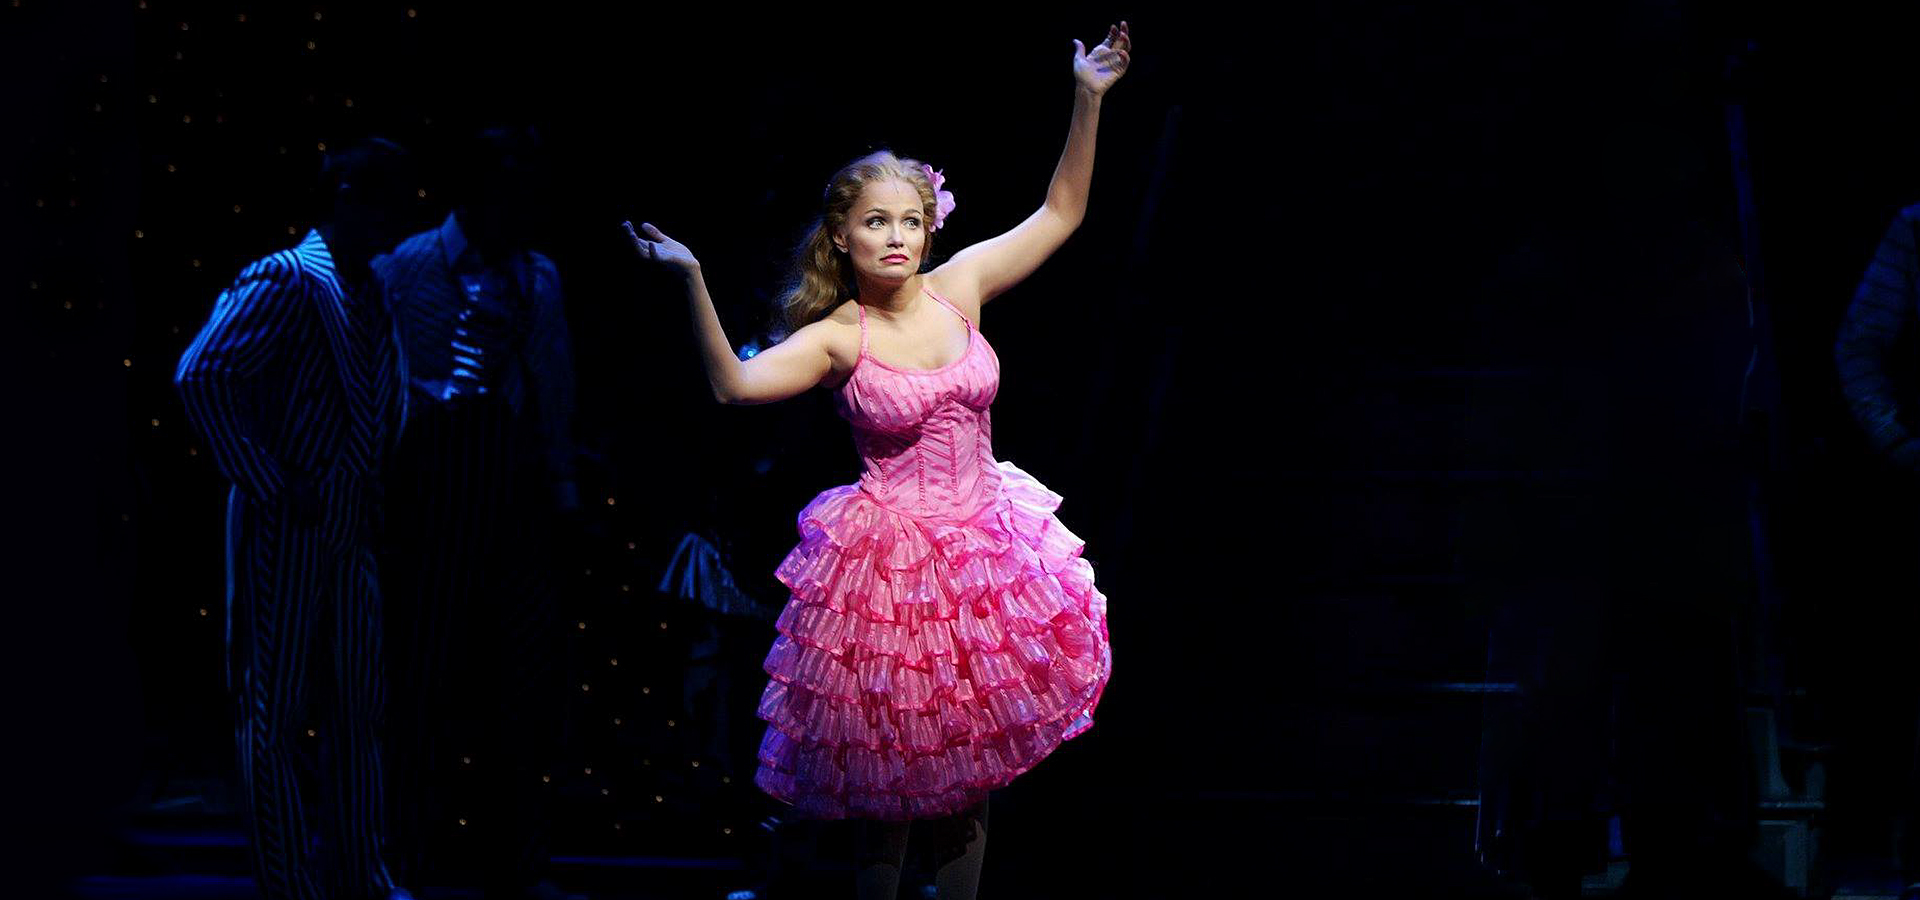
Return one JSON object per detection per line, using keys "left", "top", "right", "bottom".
{"left": 922, "top": 163, "right": 956, "bottom": 232}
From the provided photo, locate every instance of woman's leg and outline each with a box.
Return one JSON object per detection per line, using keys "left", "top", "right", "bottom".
{"left": 854, "top": 818, "right": 912, "bottom": 900}
{"left": 932, "top": 798, "right": 988, "bottom": 900}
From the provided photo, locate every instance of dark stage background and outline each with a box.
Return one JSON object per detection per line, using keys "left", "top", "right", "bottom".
{"left": 13, "top": 1, "right": 1920, "bottom": 898}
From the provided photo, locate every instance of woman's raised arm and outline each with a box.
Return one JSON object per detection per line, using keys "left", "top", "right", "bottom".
{"left": 624, "top": 220, "right": 836, "bottom": 405}
{"left": 934, "top": 21, "right": 1131, "bottom": 306}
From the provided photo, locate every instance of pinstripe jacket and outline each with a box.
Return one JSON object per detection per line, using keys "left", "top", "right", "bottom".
{"left": 1838, "top": 203, "right": 1920, "bottom": 472}
{"left": 374, "top": 212, "right": 576, "bottom": 509}
{"left": 177, "top": 229, "right": 409, "bottom": 552}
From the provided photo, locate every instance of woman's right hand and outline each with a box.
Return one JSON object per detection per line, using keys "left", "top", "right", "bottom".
{"left": 622, "top": 220, "right": 699, "bottom": 274}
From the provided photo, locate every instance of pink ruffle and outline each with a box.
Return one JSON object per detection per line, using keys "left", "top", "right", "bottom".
{"left": 753, "top": 461, "right": 1111, "bottom": 820}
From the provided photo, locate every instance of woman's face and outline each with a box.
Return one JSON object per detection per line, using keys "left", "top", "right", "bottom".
{"left": 834, "top": 178, "right": 927, "bottom": 283}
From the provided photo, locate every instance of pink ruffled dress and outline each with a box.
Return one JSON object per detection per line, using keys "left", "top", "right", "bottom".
{"left": 753, "top": 287, "right": 1112, "bottom": 820}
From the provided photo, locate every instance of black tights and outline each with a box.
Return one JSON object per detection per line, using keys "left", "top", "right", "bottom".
{"left": 853, "top": 798, "right": 988, "bottom": 900}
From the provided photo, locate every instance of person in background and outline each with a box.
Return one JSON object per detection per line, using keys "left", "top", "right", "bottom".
{"left": 378, "top": 124, "right": 580, "bottom": 900}
{"left": 176, "top": 137, "right": 417, "bottom": 900}
{"left": 1836, "top": 202, "right": 1920, "bottom": 900}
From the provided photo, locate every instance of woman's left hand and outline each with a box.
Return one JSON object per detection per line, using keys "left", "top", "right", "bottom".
{"left": 1072, "top": 20, "right": 1132, "bottom": 96}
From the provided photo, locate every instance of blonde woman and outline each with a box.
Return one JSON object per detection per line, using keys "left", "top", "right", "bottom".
{"left": 625, "top": 21, "right": 1130, "bottom": 899}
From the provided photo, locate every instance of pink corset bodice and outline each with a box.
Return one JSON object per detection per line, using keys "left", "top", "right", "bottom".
{"left": 831, "top": 288, "right": 1003, "bottom": 526}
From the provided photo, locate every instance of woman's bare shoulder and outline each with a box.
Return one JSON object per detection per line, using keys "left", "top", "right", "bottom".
{"left": 797, "top": 300, "right": 863, "bottom": 378}
{"left": 923, "top": 270, "right": 983, "bottom": 324}
{"left": 820, "top": 298, "right": 862, "bottom": 328}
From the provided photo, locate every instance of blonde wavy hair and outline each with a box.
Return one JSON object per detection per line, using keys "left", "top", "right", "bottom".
{"left": 779, "top": 149, "right": 940, "bottom": 332}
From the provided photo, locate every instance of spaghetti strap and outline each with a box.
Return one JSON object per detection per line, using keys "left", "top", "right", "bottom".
{"left": 855, "top": 301, "right": 870, "bottom": 354}
{"left": 923, "top": 286, "right": 971, "bottom": 328}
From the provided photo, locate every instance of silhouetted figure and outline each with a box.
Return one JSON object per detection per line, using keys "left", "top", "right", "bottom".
{"left": 1836, "top": 202, "right": 1920, "bottom": 900}
{"left": 1604, "top": 223, "right": 1781, "bottom": 900}
{"left": 175, "top": 137, "right": 417, "bottom": 900}
{"left": 379, "top": 125, "right": 578, "bottom": 900}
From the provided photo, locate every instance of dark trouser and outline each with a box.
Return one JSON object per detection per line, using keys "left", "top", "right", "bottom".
{"left": 1907, "top": 716, "right": 1920, "bottom": 883}
{"left": 227, "top": 486, "right": 396, "bottom": 900}
{"left": 1902, "top": 503, "right": 1920, "bottom": 883}
{"left": 1608, "top": 472, "right": 1760, "bottom": 891}
{"left": 383, "top": 394, "right": 564, "bottom": 891}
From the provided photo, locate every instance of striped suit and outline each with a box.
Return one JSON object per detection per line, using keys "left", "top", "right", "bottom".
{"left": 176, "top": 229, "right": 408, "bottom": 900}
{"left": 375, "top": 213, "right": 574, "bottom": 890}
{"left": 1837, "top": 203, "right": 1920, "bottom": 878}
{"left": 1839, "top": 202, "right": 1920, "bottom": 472}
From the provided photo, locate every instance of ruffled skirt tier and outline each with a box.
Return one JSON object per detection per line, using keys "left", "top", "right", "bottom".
{"left": 753, "top": 461, "right": 1111, "bottom": 820}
